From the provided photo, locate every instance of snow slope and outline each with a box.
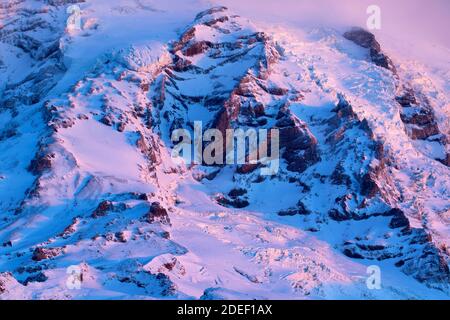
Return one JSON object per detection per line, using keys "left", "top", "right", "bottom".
{"left": 0, "top": 1, "right": 449, "bottom": 299}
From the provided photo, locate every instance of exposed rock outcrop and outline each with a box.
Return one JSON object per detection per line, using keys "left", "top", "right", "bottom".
{"left": 144, "top": 202, "right": 171, "bottom": 226}
{"left": 343, "top": 27, "right": 396, "bottom": 74}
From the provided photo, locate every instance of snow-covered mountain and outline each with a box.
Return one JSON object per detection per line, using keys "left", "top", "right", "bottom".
{"left": 0, "top": 0, "right": 449, "bottom": 299}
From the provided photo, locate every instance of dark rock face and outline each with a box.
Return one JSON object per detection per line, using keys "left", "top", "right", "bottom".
{"left": 343, "top": 241, "right": 403, "bottom": 261}
{"left": 344, "top": 27, "right": 396, "bottom": 74}
{"left": 236, "top": 163, "right": 260, "bottom": 174}
{"left": 442, "top": 153, "right": 450, "bottom": 167}
{"left": 155, "top": 272, "right": 177, "bottom": 296}
{"left": 327, "top": 95, "right": 393, "bottom": 202}
{"left": 402, "top": 242, "right": 450, "bottom": 285}
{"left": 395, "top": 87, "right": 449, "bottom": 166}
{"left": 330, "top": 163, "right": 351, "bottom": 187}
{"left": 360, "top": 172, "right": 380, "bottom": 198}
{"left": 337, "top": 206, "right": 450, "bottom": 288}
{"left": 370, "top": 49, "right": 395, "bottom": 71}
{"left": 388, "top": 209, "right": 410, "bottom": 230}
{"left": 115, "top": 231, "right": 128, "bottom": 243}
{"left": 343, "top": 28, "right": 381, "bottom": 51}
{"left": 32, "top": 247, "right": 63, "bottom": 261}
{"left": 2, "top": 241, "right": 12, "bottom": 248}
{"left": 228, "top": 188, "right": 247, "bottom": 198}
{"left": 28, "top": 152, "right": 54, "bottom": 175}
{"left": 183, "top": 41, "right": 213, "bottom": 57}
{"left": 91, "top": 200, "right": 114, "bottom": 218}
{"left": 217, "top": 195, "right": 250, "bottom": 209}
{"left": 44, "top": 103, "right": 77, "bottom": 131}
{"left": 327, "top": 194, "right": 369, "bottom": 222}
{"left": 396, "top": 88, "right": 417, "bottom": 106}
{"left": 278, "top": 201, "right": 310, "bottom": 217}
{"left": 135, "top": 132, "right": 161, "bottom": 166}
{"left": 343, "top": 248, "right": 364, "bottom": 259}
{"left": 396, "top": 89, "right": 442, "bottom": 141}
{"left": 58, "top": 218, "right": 79, "bottom": 238}
{"left": 218, "top": 188, "right": 251, "bottom": 210}
{"left": 276, "top": 109, "right": 320, "bottom": 173}
{"left": 23, "top": 272, "right": 48, "bottom": 285}
{"left": 154, "top": 7, "right": 320, "bottom": 173}
{"left": 145, "top": 202, "right": 171, "bottom": 226}
{"left": 100, "top": 114, "right": 114, "bottom": 126}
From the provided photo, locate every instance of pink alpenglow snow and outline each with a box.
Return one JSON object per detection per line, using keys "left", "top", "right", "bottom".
{"left": 0, "top": 0, "right": 449, "bottom": 302}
